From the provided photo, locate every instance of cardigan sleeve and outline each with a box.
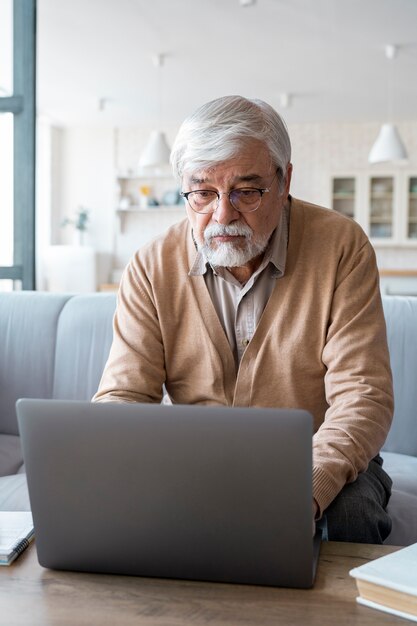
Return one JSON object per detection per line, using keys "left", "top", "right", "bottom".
{"left": 312, "top": 239, "right": 393, "bottom": 515}
{"left": 92, "top": 256, "right": 165, "bottom": 404}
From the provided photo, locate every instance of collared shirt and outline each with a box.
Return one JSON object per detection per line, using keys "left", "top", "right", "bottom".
{"left": 189, "top": 202, "right": 289, "bottom": 366}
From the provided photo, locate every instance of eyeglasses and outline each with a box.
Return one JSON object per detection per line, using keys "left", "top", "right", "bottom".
{"left": 180, "top": 186, "right": 271, "bottom": 214}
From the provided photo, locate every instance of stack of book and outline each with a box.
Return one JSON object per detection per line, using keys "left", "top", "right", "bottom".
{"left": 350, "top": 542, "right": 417, "bottom": 622}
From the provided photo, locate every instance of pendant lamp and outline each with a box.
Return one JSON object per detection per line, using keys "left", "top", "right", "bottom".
{"left": 368, "top": 123, "right": 408, "bottom": 164}
{"left": 138, "top": 54, "right": 171, "bottom": 169}
{"left": 368, "top": 45, "right": 408, "bottom": 164}
{"left": 138, "top": 130, "right": 171, "bottom": 168}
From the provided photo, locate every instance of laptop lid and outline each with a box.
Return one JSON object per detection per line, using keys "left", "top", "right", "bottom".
{"left": 17, "top": 399, "right": 318, "bottom": 588}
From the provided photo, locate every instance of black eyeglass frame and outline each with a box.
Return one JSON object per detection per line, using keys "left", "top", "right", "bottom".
{"left": 180, "top": 186, "right": 271, "bottom": 214}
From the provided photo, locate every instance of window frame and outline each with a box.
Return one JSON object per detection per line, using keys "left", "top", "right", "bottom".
{"left": 0, "top": 0, "right": 36, "bottom": 289}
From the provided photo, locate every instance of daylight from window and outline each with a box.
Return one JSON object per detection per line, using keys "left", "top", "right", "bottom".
{"left": 0, "top": 0, "right": 14, "bottom": 291}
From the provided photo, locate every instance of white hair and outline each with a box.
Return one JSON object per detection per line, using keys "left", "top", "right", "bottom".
{"left": 170, "top": 95, "right": 291, "bottom": 191}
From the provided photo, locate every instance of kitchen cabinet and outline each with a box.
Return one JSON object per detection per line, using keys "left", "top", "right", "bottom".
{"left": 331, "top": 172, "right": 417, "bottom": 245}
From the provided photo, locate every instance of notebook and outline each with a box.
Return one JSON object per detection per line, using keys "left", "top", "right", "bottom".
{"left": 0, "top": 511, "right": 34, "bottom": 565}
{"left": 16, "top": 398, "right": 320, "bottom": 588}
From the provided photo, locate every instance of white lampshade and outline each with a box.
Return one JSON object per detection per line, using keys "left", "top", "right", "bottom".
{"left": 368, "top": 123, "right": 408, "bottom": 164}
{"left": 138, "top": 130, "right": 171, "bottom": 168}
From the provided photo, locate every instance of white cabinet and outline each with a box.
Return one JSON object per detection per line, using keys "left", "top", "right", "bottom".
{"left": 368, "top": 176, "right": 394, "bottom": 239}
{"left": 330, "top": 172, "right": 417, "bottom": 245}
{"left": 43, "top": 245, "right": 97, "bottom": 292}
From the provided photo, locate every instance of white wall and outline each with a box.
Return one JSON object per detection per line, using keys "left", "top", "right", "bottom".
{"left": 41, "top": 118, "right": 417, "bottom": 289}
{"left": 39, "top": 124, "right": 115, "bottom": 287}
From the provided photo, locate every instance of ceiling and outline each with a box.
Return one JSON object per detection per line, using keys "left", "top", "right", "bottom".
{"left": 37, "top": 0, "right": 417, "bottom": 128}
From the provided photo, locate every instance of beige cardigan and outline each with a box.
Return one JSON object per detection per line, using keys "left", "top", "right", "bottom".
{"left": 94, "top": 197, "right": 393, "bottom": 514}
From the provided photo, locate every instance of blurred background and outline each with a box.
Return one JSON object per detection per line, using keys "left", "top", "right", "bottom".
{"left": 1, "top": 0, "right": 417, "bottom": 294}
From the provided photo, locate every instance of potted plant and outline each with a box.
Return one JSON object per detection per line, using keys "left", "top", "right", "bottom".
{"left": 61, "top": 206, "right": 90, "bottom": 245}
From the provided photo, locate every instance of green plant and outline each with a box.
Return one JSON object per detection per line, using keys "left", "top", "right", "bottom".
{"left": 61, "top": 207, "right": 90, "bottom": 232}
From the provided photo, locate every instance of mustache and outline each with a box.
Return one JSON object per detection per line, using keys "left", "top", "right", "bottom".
{"left": 204, "top": 222, "right": 254, "bottom": 241}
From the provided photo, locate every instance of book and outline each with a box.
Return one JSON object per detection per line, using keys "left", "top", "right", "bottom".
{"left": 350, "top": 542, "right": 417, "bottom": 622}
{"left": 0, "top": 511, "right": 34, "bottom": 566}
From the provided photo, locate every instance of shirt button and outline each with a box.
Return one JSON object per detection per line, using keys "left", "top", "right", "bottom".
{"left": 242, "top": 338, "right": 250, "bottom": 347}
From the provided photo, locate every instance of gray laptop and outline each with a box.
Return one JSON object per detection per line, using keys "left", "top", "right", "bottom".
{"left": 16, "top": 399, "right": 320, "bottom": 588}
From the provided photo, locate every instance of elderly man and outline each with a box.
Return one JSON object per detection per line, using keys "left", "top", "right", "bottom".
{"left": 94, "top": 95, "right": 393, "bottom": 543}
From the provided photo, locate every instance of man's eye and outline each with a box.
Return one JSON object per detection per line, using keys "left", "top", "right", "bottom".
{"left": 238, "top": 189, "right": 257, "bottom": 197}
{"left": 194, "top": 191, "right": 216, "bottom": 199}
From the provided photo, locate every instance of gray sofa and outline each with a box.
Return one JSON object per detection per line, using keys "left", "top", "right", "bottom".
{"left": 0, "top": 291, "right": 416, "bottom": 546}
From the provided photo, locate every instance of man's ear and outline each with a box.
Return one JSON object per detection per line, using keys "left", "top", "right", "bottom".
{"left": 284, "top": 163, "right": 293, "bottom": 196}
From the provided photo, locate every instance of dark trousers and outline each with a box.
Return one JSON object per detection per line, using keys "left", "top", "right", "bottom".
{"left": 319, "top": 455, "right": 392, "bottom": 544}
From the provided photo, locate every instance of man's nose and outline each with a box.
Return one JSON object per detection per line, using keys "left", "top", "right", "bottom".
{"left": 213, "top": 193, "right": 240, "bottom": 224}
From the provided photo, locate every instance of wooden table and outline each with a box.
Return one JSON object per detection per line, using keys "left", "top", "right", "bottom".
{"left": 0, "top": 542, "right": 404, "bottom": 625}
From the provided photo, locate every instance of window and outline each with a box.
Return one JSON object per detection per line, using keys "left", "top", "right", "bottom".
{"left": 0, "top": 0, "right": 36, "bottom": 290}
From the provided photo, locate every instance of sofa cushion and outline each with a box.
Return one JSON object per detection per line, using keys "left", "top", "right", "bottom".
{"left": 382, "top": 451, "right": 417, "bottom": 546}
{"left": 52, "top": 294, "right": 116, "bottom": 401}
{"left": 382, "top": 296, "right": 417, "bottom": 457}
{"left": 0, "top": 292, "right": 72, "bottom": 436}
{"left": 0, "top": 434, "right": 24, "bottom": 477}
{"left": 0, "top": 474, "right": 30, "bottom": 511}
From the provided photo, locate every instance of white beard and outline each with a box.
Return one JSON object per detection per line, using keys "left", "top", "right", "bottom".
{"left": 199, "top": 222, "right": 271, "bottom": 268}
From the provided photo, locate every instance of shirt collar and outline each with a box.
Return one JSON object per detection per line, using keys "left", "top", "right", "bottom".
{"left": 188, "top": 200, "right": 289, "bottom": 278}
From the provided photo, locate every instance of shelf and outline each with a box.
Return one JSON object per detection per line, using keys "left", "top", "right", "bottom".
{"left": 370, "top": 193, "right": 393, "bottom": 200}
{"left": 369, "top": 219, "right": 392, "bottom": 229}
{"left": 369, "top": 214, "right": 392, "bottom": 224}
{"left": 370, "top": 209, "right": 393, "bottom": 216}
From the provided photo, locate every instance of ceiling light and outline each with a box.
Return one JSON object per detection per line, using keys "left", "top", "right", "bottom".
{"left": 138, "top": 53, "right": 171, "bottom": 169}
{"left": 368, "top": 45, "right": 408, "bottom": 164}
{"left": 368, "top": 123, "right": 407, "bottom": 164}
{"left": 138, "top": 130, "right": 171, "bottom": 168}
{"left": 240, "top": 0, "right": 256, "bottom": 6}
